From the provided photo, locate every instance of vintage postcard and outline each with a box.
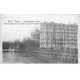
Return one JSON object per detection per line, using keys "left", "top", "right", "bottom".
{"left": 0, "top": 14, "right": 79, "bottom": 63}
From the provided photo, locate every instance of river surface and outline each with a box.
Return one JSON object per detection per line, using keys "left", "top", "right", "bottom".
{"left": 3, "top": 52, "right": 77, "bottom": 63}
{"left": 3, "top": 52, "right": 54, "bottom": 63}
{"left": 3, "top": 52, "right": 41, "bottom": 63}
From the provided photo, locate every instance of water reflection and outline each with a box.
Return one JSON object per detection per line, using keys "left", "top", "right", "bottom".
{"left": 3, "top": 52, "right": 22, "bottom": 63}
{"left": 3, "top": 52, "right": 47, "bottom": 63}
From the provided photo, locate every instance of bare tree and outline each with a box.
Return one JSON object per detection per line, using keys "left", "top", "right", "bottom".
{"left": 31, "top": 28, "right": 40, "bottom": 41}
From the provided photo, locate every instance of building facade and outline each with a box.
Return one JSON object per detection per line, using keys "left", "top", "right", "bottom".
{"left": 40, "top": 22, "right": 78, "bottom": 49}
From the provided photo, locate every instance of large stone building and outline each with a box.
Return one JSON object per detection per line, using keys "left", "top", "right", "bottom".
{"left": 40, "top": 22, "right": 78, "bottom": 49}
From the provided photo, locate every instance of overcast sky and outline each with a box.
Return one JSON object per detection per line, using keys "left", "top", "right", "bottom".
{"left": 1, "top": 14, "right": 79, "bottom": 41}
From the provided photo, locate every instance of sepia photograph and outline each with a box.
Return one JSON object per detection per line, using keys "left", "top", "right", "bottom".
{"left": 0, "top": 14, "right": 79, "bottom": 63}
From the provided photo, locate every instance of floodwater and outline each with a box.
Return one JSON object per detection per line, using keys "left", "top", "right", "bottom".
{"left": 3, "top": 52, "right": 54, "bottom": 63}
{"left": 3, "top": 52, "right": 78, "bottom": 63}
{"left": 3, "top": 52, "right": 40, "bottom": 63}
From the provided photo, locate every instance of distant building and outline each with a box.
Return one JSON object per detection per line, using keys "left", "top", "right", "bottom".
{"left": 40, "top": 22, "right": 78, "bottom": 49}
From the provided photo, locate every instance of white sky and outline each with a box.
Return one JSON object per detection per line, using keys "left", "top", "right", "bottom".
{"left": 1, "top": 14, "right": 79, "bottom": 41}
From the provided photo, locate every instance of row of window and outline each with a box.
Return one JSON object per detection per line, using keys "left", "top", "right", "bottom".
{"left": 40, "top": 36, "right": 77, "bottom": 39}
{"left": 40, "top": 39, "right": 77, "bottom": 41}
{"left": 40, "top": 44, "right": 77, "bottom": 48}
{"left": 41, "top": 31, "right": 77, "bottom": 35}
{"left": 40, "top": 42, "right": 77, "bottom": 45}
